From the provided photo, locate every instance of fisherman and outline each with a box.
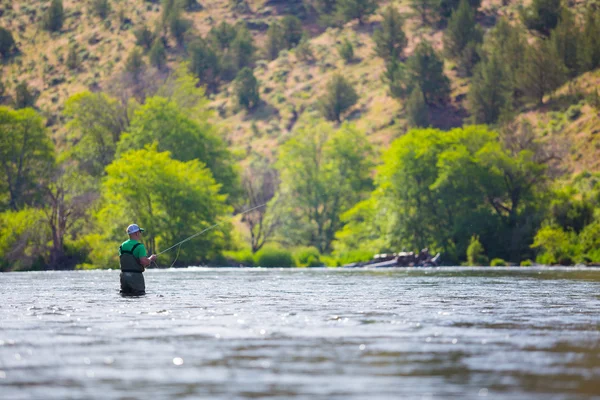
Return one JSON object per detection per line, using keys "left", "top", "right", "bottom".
{"left": 119, "top": 224, "right": 157, "bottom": 296}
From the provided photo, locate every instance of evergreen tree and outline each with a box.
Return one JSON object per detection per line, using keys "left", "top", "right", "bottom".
{"left": 443, "top": 0, "right": 482, "bottom": 75}
{"left": 231, "top": 26, "right": 256, "bottom": 71}
{"left": 281, "top": 15, "right": 303, "bottom": 49}
{"left": 43, "top": 0, "right": 64, "bottom": 32}
{"left": 437, "top": 0, "right": 481, "bottom": 20}
{"left": 406, "top": 41, "right": 451, "bottom": 106}
{"left": 295, "top": 36, "right": 314, "bottom": 62}
{"left": 91, "top": 0, "right": 111, "bottom": 19}
{"left": 234, "top": 67, "right": 260, "bottom": 111}
{"left": 577, "top": 6, "right": 600, "bottom": 73}
{"left": 149, "top": 39, "right": 167, "bottom": 70}
{"left": 410, "top": 0, "right": 436, "bottom": 25}
{"left": 382, "top": 59, "right": 410, "bottom": 99}
{"left": 209, "top": 21, "right": 238, "bottom": 51}
{"left": 189, "top": 37, "right": 221, "bottom": 91}
{"left": 169, "top": 13, "right": 191, "bottom": 47}
{"left": 336, "top": 0, "right": 378, "bottom": 26}
{"left": 265, "top": 21, "right": 285, "bottom": 60}
{"left": 134, "top": 25, "right": 155, "bottom": 50}
{"left": 518, "top": 39, "right": 566, "bottom": 105}
{"left": 468, "top": 52, "right": 512, "bottom": 124}
{"left": 373, "top": 5, "right": 407, "bottom": 62}
{"left": 14, "top": 82, "right": 36, "bottom": 109}
{"left": 406, "top": 88, "right": 429, "bottom": 128}
{"left": 124, "top": 47, "right": 146, "bottom": 81}
{"left": 318, "top": 74, "right": 358, "bottom": 122}
{"left": 338, "top": 38, "right": 354, "bottom": 63}
{"left": 550, "top": 7, "right": 580, "bottom": 77}
{"left": 66, "top": 46, "right": 79, "bottom": 70}
{"left": 521, "top": 0, "right": 561, "bottom": 36}
{"left": 0, "top": 27, "right": 16, "bottom": 59}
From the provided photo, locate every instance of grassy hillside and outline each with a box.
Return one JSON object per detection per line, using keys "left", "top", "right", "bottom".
{"left": 1, "top": 0, "right": 599, "bottom": 173}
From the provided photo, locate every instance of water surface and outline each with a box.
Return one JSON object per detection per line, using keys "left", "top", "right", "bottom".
{"left": 1, "top": 267, "right": 599, "bottom": 399}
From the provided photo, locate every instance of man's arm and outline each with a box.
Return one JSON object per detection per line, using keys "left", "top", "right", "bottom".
{"left": 139, "top": 254, "right": 157, "bottom": 267}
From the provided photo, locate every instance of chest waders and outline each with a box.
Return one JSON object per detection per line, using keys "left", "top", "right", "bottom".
{"left": 119, "top": 243, "right": 146, "bottom": 295}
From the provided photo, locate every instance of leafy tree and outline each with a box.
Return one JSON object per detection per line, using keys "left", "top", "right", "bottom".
{"left": 63, "top": 91, "right": 127, "bottom": 176}
{"left": 149, "top": 38, "right": 167, "bottom": 70}
{"left": 550, "top": 7, "right": 581, "bottom": 77}
{"left": 373, "top": 5, "right": 407, "bottom": 62}
{"left": 518, "top": 39, "right": 566, "bottom": 105}
{"left": 90, "top": 0, "right": 111, "bottom": 19}
{"left": 406, "top": 41, "right": 451, "bottom": 105}
{"left": 531, "top": 225, "right": 576, "bottom": 265}
{"left": 276, "top": 121, "right": 373, "bottom": 253}
{"left": 14, "top": 82, "right": 36, "bottom": 109}
{"left": 43, "top": 0, "right": 64, "bottom": 32}
{"left": 133, "top": 25, "right": 155, "bottom": 50}
{"left": 579, "top": 221, "right": 600, "bottom": 263}
{"left": 117, "top": 96, "right": 238, "bottom": 197}
{"left": 466, "top": 235, "right": 488, "bottom": 265}
{"left": 337, "top": 38, "right": 354, "bottom": 63}
{"left": 234, "top": 67, "right": 260, "bottom": 111}
{"left": 0, "top": 27, "right": 16, "bottom": 59}
{"left": 547, "top": 186, "right": 594, "bottom": 234}
{"left": 281, "top": 15, "right": 303, "bottom": 49}
{"left": 521, "top": 0, "right": 561, "bottom": 36}
{"left": 318, "top": 74, "right": 358, "bottom": 122}
{"left": 443, "top": 0, "right": 483, "bottom": 75}
{"left": 188, "top": 37, "right": 220, "bottom": 91}
{"left": 0, "top": 107, "right": 55, "bottom": 211}
{"left": 468, "top": 52, "right": 512, "bottom": 124}
{"left": 0, "top": 208, "right": 49, "bottom": 271}
{"left": 96, "top": 146, "right": 231, "bottom": 265}
{"left": 336, "top": 0, "right": 378, "bottom": 26}
{"left": 577, "top": 6, "right": 600, "bottom": 73}
{"left": 406, "top": 87, "right": 429, "bottom": 128}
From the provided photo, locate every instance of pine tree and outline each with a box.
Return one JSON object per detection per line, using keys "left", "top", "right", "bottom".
{"left": 234, "top": 67, "right": 260, "bottom": 111}
{"left": 521, "top": 0, "right": 561, "bottom": 36}
{"left": 231, "top": 26, "right": 256, "bottom": 71}
{"left": 14, "top": 82, "right": 36, "bottom": 109}
{"left": 149, "top": 39, "right": 167, "bottom": 70}
{"left": 373, "top": 5, "right": 407, "bottom": 62}
{"left": 406, "top": 41, "right": 451, "bottom": 106}
{"left": 336, "top": 0, "right": 378, "bottom": 26}
{"left": 518, "top": 39, "right": 566, "bottom": 105}
{"left": 265, "top": 22, "right": 284, "bottom": 60}
{"left": 382, "top": 59, "right": 410, "bottom": 99}
{"left": 437, "top": 0, "right": 481, "bottom": 20}
{"left": 410, "top": 0, "right": 437, "bottom": 25}
{"left": 406, "top": 88, "right": 429, "bottom": 127}
{"left": 338, "top": 38, "right": 354, "bottom": 63}
{"left": 550, "top": 7, "right": 580, "bottom": 77}
{"left": 124, "top": 47, "right": 146, "bottom": 81}
{"left": 66, "top": 46, "right": 79, "bottom": 70}
{"left": 318, "top": 74, "right": 358, "bottom": 122}
{"left": 443, "top": 0, "right": 482, "bottom": 75}
{"left": 281, "top": 15, "right": 303, "bottom": 49}
{"left": 189, "top": 37, "right": 221, "bottom": 90}
{"left": 0, "top": 27, "right": 16, "bottom": 59}
{"left": 468, "top": 52, "right": 512, "bottom": 124}
{"left": 43, "top": 0, "right": 64, "bottom": 32}
{"left": 134, "top": 25, "right": 155, "bottom": 50}
{"left": 577, "top": 6, "right": 600, "bottom": 73}
{"left": 91, "top": 0, "right": 111, "bottom": 19}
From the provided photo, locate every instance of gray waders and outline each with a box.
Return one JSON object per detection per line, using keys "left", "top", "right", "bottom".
{"left": 120, "top": 243, "right": 145, "bottom": 295}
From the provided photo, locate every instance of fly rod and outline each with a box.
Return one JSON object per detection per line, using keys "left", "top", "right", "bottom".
{"left": 156, "top": 203, "right": 267, "bottom": 257}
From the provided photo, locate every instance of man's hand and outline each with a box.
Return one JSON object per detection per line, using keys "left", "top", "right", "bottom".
{"left": 149, "top": 254, "right": 157, "bottom": 262}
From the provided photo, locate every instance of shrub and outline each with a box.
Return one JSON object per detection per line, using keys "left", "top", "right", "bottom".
{"left": 337, "top": 38, "right": 354, "bottom": 63}
{"left": 295, "top": 37, "right": 313, "bottom": 62}
{"left": 234, "top": 67, "right": 260, "bottom": 111}
{"left": 0, "top": 27, "right": 16, "bottom": 59}
{"left": 520, "top": 259, "right": 533, "bottom": 266}
{"left": 318, "top": 73, "right": 358, "bottom": 122}
{"left": 14, "top": 82, "right": 36, "bottom": 109}
{"left": 565, "top": 104, "right": 582, "bottom": 121}
{"left": 91, "top": 0, "right": 111, "bottom": 19}
{"left": 43, "top": 0, "right": 64, "bottom": 32}
{"left": 294, "top": 246, "right": 322, "bottom": 267}
{"left": 224, "top": 249, "right": 255, "bottom": 266}
{"left": 466, "top": 235, "right": 489, "bottom": 266}
{"left": 134, "top": 25, "right": 155, "bottom": 50}
{"left": 66, "top": 46, "right": 79, "bottom": 70}
{"left": 254, "top": 245, "right": 295, "bottom": 267}
{"left": 490, "top": 258, "right": 506, "bottom": 266}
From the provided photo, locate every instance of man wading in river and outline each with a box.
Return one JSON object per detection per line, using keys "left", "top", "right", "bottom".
{"left": 119, "top": 224, "right": 157, "bottom": 296}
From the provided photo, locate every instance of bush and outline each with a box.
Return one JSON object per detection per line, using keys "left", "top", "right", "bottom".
{"left": 91, "top": 0, "right": 111, "bottom": 19}
{"left": 0, "top": 27, "right": 16, "bottom": 59}
{"left": 565, "top": 104, "right": 582, "bottom": 121}
{"left": 337, "top": 38, "right": 354, "bottom": 63}
{"left": 223, "top": 249, "right": 255, "bottom": 266}
{"left": 134, "top": 25, "right": 155, "bottom": 50}
{"left": 318, "top": 73, "right": 358, "bottom": 122}
{"left": 254, "top": 245, "right": 295, "bottom": 267}
{"left": 490, "top": 258, "right": 506, "bottom": 266}
{"left": 14, "top": 82, "right": 36, "bottom": 109}
{"left": 43, "top": 0, "right": 64, "bottom": 32}
{"left": 466, "top": 234, "right": 489, "bottom": 265}
{"left": 294, "top": 246, "right": 322, "bottom": 267}
{"left": 520, "top": 259, "right": 533, "bottom": 266}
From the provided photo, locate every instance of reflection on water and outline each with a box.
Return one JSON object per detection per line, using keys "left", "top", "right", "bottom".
{"left": 0, "top": 267, "right": 599, "bottom": 399}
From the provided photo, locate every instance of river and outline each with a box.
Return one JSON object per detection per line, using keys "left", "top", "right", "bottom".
{"left": 1, "top": 267, "right": 599, "bottom": 399}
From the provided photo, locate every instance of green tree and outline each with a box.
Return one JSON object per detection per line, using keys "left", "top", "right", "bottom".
{"left": 318, "top": 74, "right": 358, "bottom": 122}
{"left": 550, "top": 7, "right": 581, "bottom": 77}
{"left": 209, "top": 21, "right": 238, "bottom": 51}
{"left": 133, "top": 25, "right": 155, "bottom": 50}
{"left": 149, "top": 38, "right": 167, "bottom": 70}
{"left": 188, "top": 37, "right": 220, "bottom": 91}
{"left": 43, "top": 0, "right": 65, "bottom": 32}
{"left": 90, "top": 0, "right": 111, "bottom": 19}
{"left": 124, "top": 47, "right": 146, "bottom": 81}
{"left": 0, "top": 208, "right": 49, "bottom": 271}
{"left": 521, "top": 0, "right": 561, "bottom": 36}
{"left": 0, "top": 27, "right": 16, "bottom": 59}
{"left": 437, "top": 0, "right": 481, "bottom": 20}
{"left": 276, "top": 121, "right": 373, "bottom": 253}
{"left": 531, "top": 225, "right": 576, "bottom": 265}
{"left": 410, "top": 0, "right": 437, "bottom": 25}
{"left": 337, "top": 38, "right": 354, "bottom": 63}
{"left": 577, "top": 6, "right": 600, "bottom": 73}
{"left": 0, "top": 107, "right": 55, "bottom": 211}
{"left": 117, "top": 96, "right": 238, "bottom": 197}
{"left": 14, "top": 82, "right": 36, "bottom": 109}
{"left": 63, "top": 91, "right": 127, "bottom": 176}
{"left": 281, "top": 15, "right": 304, "bottom": 49}
{"left": 169, "top": 13, "right": 192, "bottom": 47}
{"left": 234, "top": 67, "right": 260, "bottom": 111}
{"left": 406, "top": 41, "right": 451, "bottom": 105}
{"left": 336, "top": 0, "right": 378, "bottom": 26}
{"left": 382, "top": 59, "right": 409, "bottom": 99}
{"left": 66, "top": 46, "right": 80, "bottom": 70}
{"left": 406, "top": 87, "right": 429, "bottom": 128}
{"left": 96, "top": 146, "right": 231, "bottom": 265}
{"left": 466, "top": 235, "right": 488, "bottom": 265}
{"left": 373, "top": 5, "right": 407, "bottom": 62}
{"left": 468, "top": 52, "right": 512, "bottom": 124}
{"left": 443, "top": 0, "right": 483, "bottom": 75}
{"left": 265, "top": 21, "right": 285, "bottom": 60}
{"left": 230, "top": 25, "right": 256, "bottom": 71}
{"left": 518, "top": 39, "right": 566, "bottom": 105}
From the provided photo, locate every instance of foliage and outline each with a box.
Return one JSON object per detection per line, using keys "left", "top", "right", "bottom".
{"left": 468, "top": 52, "right": 512, "bottom": 124}
{"left": 96, "top": 146, "right": 231, "bottom": 266}
{"left": 294, "top": 246, "right": 322, "bottom": 267}
{"left": 406, "top": 41, "right": 451, "bottom": 105}
{"left": 406, "top": 87, "right": 429, "bottom": 128}
{"left": 490, "top": 258, "right": 506, "bottom": 266}
{"left": 188, "top": 37, "right": 220, "bottom": 91}
{"left": 467, "top": 235, "right": 488, "bottom": 265}
{"left": 0, "top": 208, "right": 49, "bottom": 271}
{"left": 0, "top": 107, "right": 55, "bottom": 211}
{"left": 265, "top": 22, "right": 284, "bottom": 60}
{"left": 336, "top": 0, "right": 378, "bottom": 25}
{"left": 443, "top": 0, "right": 482, "bottom": 76}
{"left": 0, "top": 27, "right": 16, "bottom": 59}
{"left": 295, "top": 37, "right": 314, "bottom": 62}
{"left": 14, "top": 82, "right": 36, "bottom": 109}
{"left": 518, "top": 39, "right": 566, "bottom": 105}
{"left": 521, "top": 0, "right": 562, "bottom": 36}
{"left": 234, "top": 67, "right": 260, "bottom": 111}
{"left": 410, "top": 0, "right": 437, "bottom": 25}
{"left": 117, "top": 96, "right": 238, "bottom": 198}
{"left": 579, "top": 221, "right": 600, "bottom": 263}
{"left": 169, "top": 13, "right": 192, "bottom": 47}
{"left": 124, "top": 47, "right": 146, "bottom": 80}
{"left": 43, "top": 0, "right": 64, "bottom": 32}
{"left": 149, "top": 39, "right": 167, "bottom": 71}
{"left": 531, "top": 225, "right": 576, "bottom": 265}
{"left": 254, "top": 245, "right": 295, "bottom": 267}
{"left": 337, "top": 38, "right": 354, "bottom": 63}
{"left": 520, "top": 259, "right": 533, "bottom": 266}
{"left": 550, "top": 8, "right": 581, "bottom": 77}
{"left": 577, "top": 6, "right": 600, "bottom": 73}
{"left": 134, "top": 25, "right": 155, "bottom": 50}
{"left": 373, "top": 6, "right": 407, "bottom": 62}
{"left": 90, "top": 0, "right": 111, "bottom": 19}
{"left": 275, "top": 120, "right": 373, "bottom": 253}
{"left": 66, "top": 46, "right": 80, "bottom": 70}
{"left": 63, "top": 91, "right": 127, "bottom": 176}
{"left": 318, "top": 74, "right": 358, "bottom": 122}
{"left": 224, "top": 248, "right": 255, "bottom": 266}
{"left": 281, "top": 16, "right": 304, "bottom": 49}
{"left": 438, "top": 0, "right": 482, "bottom": 20}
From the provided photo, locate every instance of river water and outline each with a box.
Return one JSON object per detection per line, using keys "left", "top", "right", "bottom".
{"left": 0, "top": 267, "right": 599, "bottom": 399}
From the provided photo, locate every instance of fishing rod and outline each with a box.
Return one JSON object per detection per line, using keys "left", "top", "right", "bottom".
{"left": 155, "top": 203, "right": 267, "bottom": 257}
